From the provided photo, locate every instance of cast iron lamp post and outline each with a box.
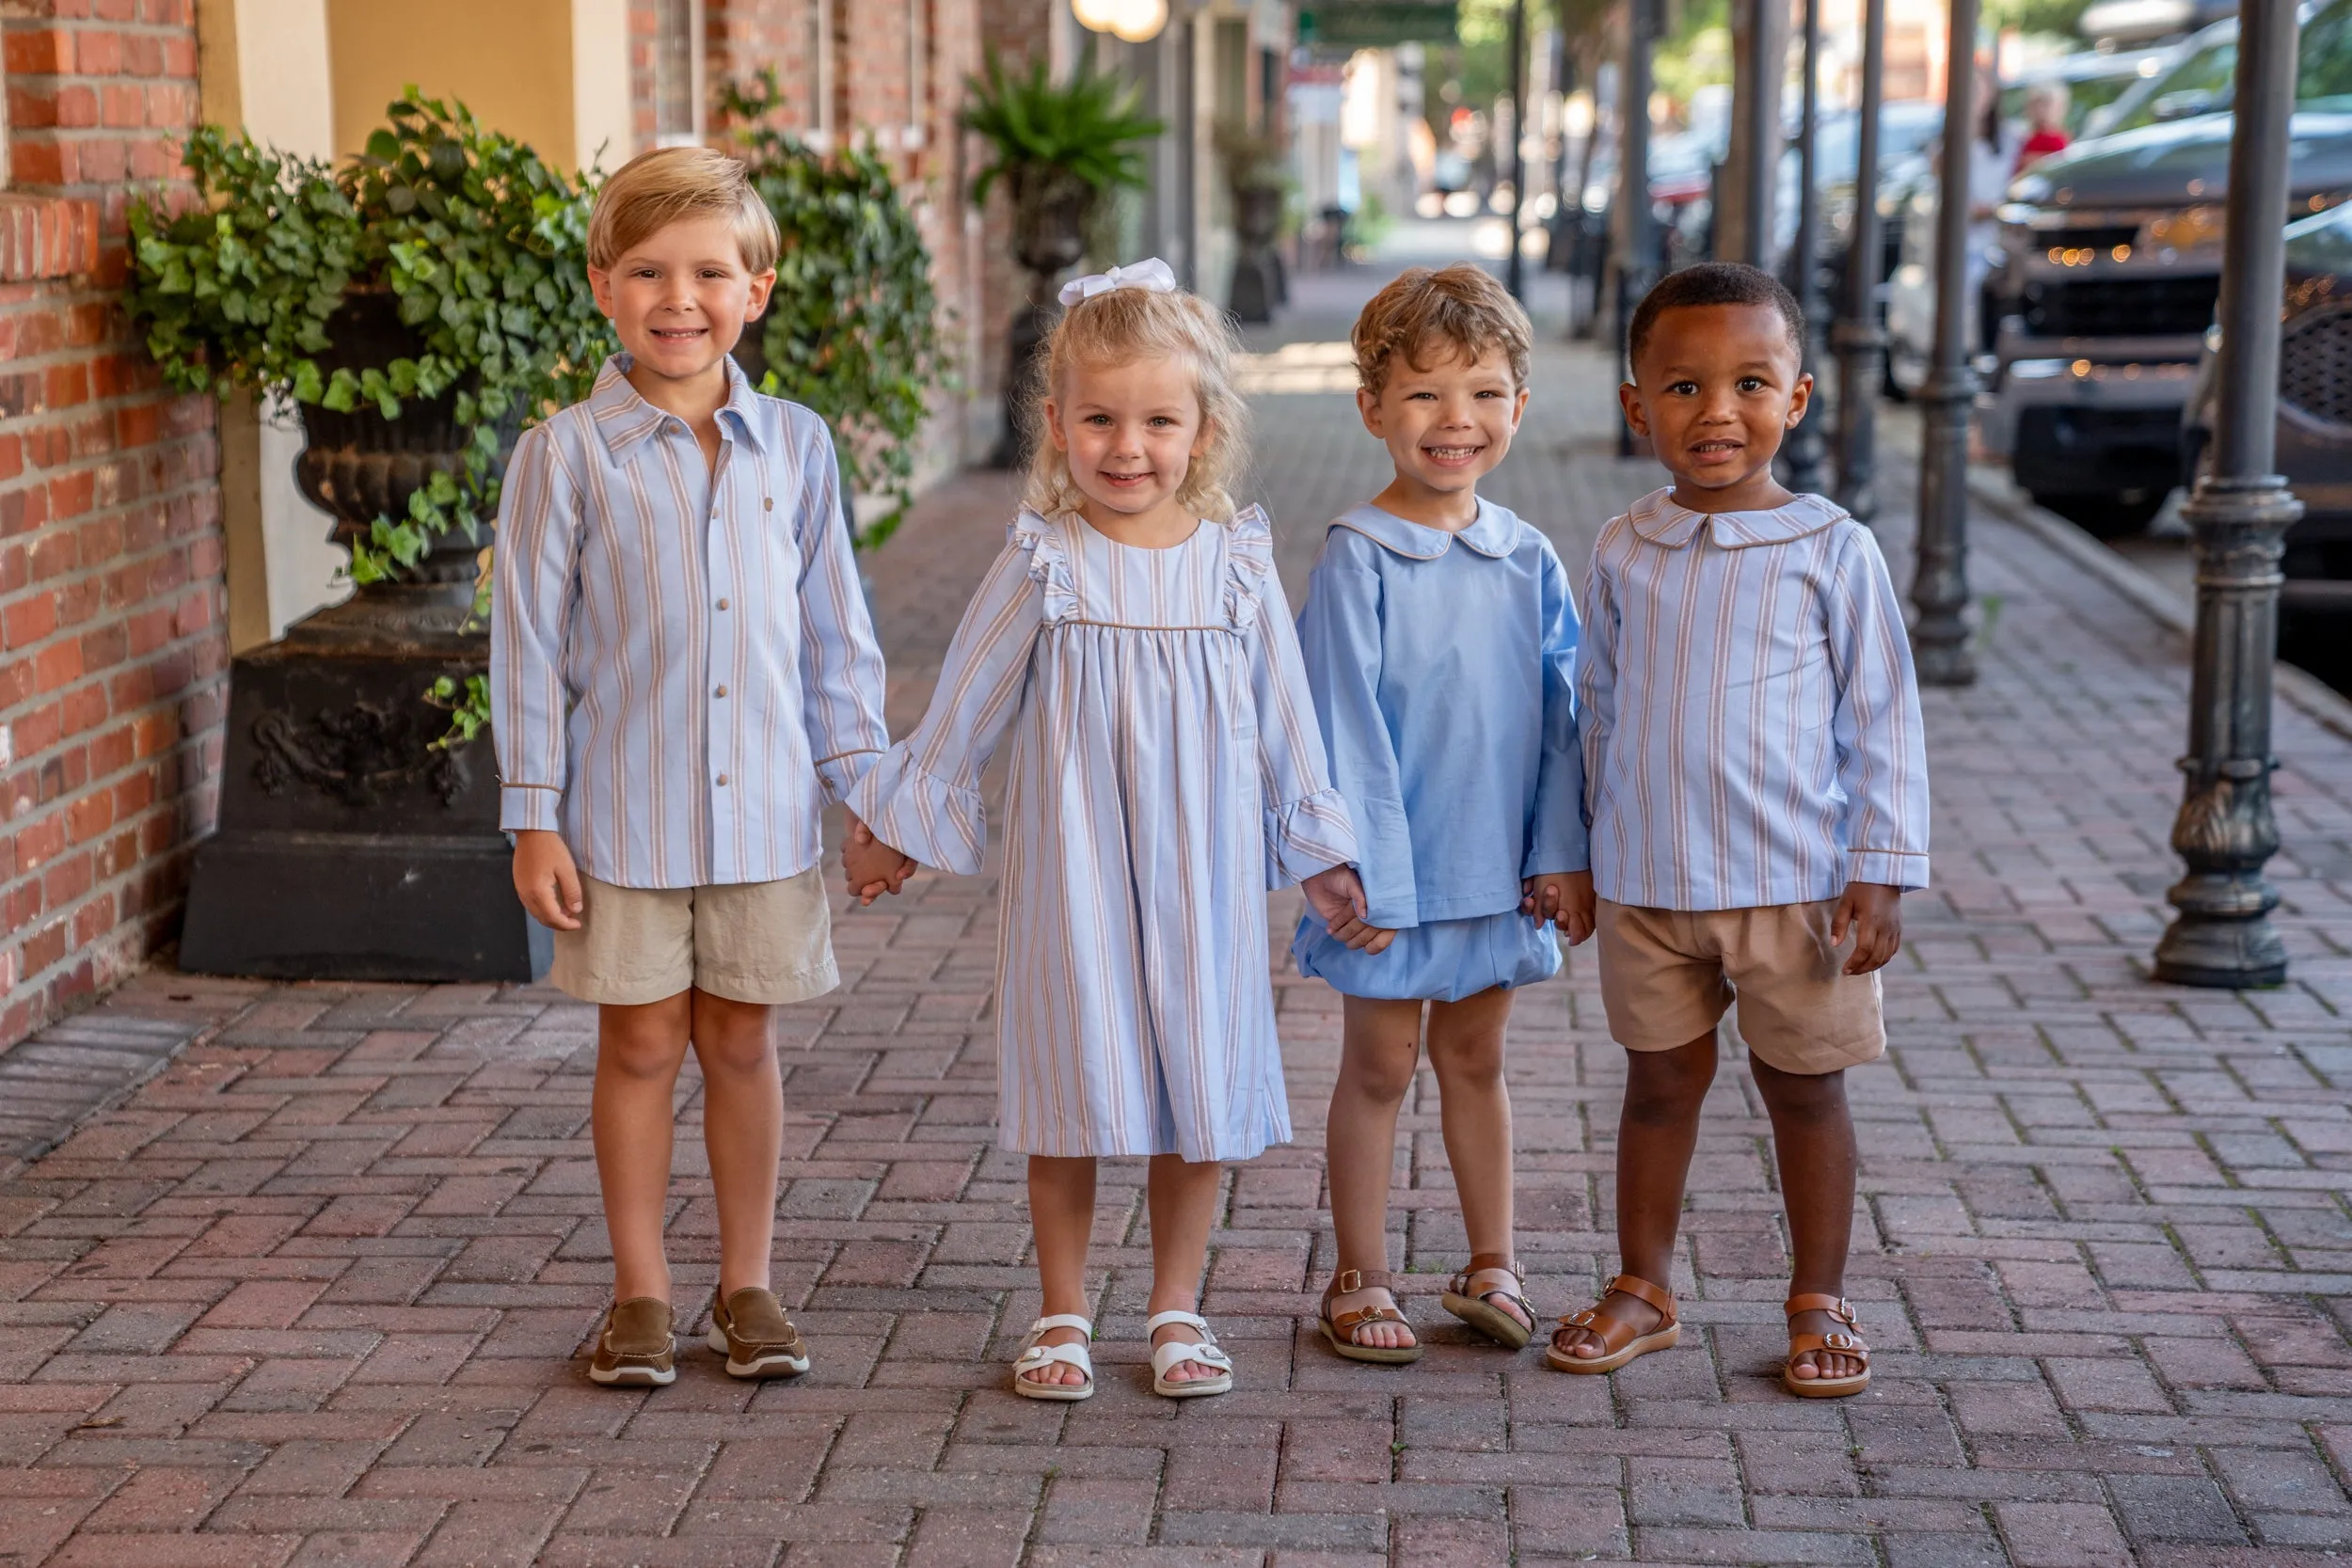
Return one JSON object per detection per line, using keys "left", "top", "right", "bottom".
{"left": 1615, "top": 0, "right": 1657, "bottom": 455}
{"left": 1834, "top": 0, "right": 1887, "bottom": 522}
{"left": 1909, "top": 0, "right": 1980, "bottom": 687}
{"left": 1782, "top": 0, "right": 1829, "bottom": 493}
{"left": 2153, "top": 0, "right": 2301, "bottom": 989}
{"left": 1731, "top": 0, "right": 1785, "bottom": 265}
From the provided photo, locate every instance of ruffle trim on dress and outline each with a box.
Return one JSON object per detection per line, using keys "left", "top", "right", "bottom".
{"left": 1263, "top": 785, "right": 1359, "bottom": 890}
{"left": 1009, "top": 508, "right": 1081, "bottom": 626}
{"left": 847, "top": 746, "right": 988, "bottom": 878}
{"left": 1222, "top": 505, "right": 1276, "bottom": 631}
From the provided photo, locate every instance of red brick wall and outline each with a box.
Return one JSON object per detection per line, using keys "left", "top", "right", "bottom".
{"left": 0, "top": 0, "right": 224, "bottom": 1046}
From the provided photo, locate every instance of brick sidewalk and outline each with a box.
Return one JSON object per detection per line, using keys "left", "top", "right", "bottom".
{"left": 1, "top": 312, "right": 2349, "bottom": 1567}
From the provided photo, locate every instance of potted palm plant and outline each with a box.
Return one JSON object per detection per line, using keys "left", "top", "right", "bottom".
{"left": 1216, "top": 120, "right": 1292, "bottom": 324}
{"left": 961, "top": 52, "right": 1164, "bottom": 465}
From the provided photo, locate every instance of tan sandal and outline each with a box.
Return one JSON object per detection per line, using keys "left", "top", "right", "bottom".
{"left": 1440, "top": 1252, "right": 1537, "bottom": 1350}
{"left": 1545, "top": 1273, "right": 1679, "bottom": 1373}
{"left": 1783, "top": 1292, "right": 1869, "bottom": 1398}
{"left": 1317, "top": 1268, "right": 1422, "bottom": 1364}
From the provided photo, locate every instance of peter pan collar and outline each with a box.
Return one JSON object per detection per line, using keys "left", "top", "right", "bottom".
{"left": 1328, "top": 498, "right": 1521, "bottom": 560}
{"left": 587, "top": 353, "right": 768, "bottom": 456}
{"left": 1627, "top": 487, "right": 1845, "bottom": 549}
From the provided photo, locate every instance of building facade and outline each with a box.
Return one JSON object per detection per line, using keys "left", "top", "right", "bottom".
{"left": 0, "top": 0, "right": 1004, "bottom": 1050}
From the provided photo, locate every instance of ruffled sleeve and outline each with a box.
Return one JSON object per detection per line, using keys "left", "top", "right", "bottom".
{"left": 1011, "top": 507, "right": 1081, "bottom": 626}
{"left": 1231, "top": 515, "right": 1361, "bottom": 888}
{"left": 1221, "top": 504, "right": 1276, "bottom": 632}
{"left": 847, "top": 529, "right": 1045, "bottom": 876}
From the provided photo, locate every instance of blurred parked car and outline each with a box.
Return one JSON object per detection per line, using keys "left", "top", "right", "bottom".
{"left": 2080, "top": 14, "right": 2242, "bottom": 137}
{"left": 2079, "top": 0, "right": 2235, "bottom": 48}
{"left": 2001, "top": 45, "right": 2179, "bottom": 137}
{"left": 1978, "top": 0, "right": 2352, "bottom": 537}
{"left": 2184, "top": 201, "right": 2352, "bottom": 612}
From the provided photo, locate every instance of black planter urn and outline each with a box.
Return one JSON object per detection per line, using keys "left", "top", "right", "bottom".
{"left": 991, "top": 170, "right": 1092, "bottom": 469}
{"left": 178, "top": 290, "right": 549, "bottom": 983}
{"left": 1228, "top": 185, "right": 1284, "bottom": 325}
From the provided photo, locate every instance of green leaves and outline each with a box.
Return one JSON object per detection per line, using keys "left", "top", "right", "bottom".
{"left": 722, "top": 70, "right": 955, "bottom": 548}
{"left": 961, "top": 51, "right": 1166, "bottom": 208}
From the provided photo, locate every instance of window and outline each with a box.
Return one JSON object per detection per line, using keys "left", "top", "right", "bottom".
{"left": 653, "top": 0, "right": 705, "bottom": 146}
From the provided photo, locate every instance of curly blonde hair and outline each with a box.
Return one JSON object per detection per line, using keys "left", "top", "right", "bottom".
{"left": 1352, "top": 263, "right": 1532, "bottom": 399}
{"left": 1022, "top": 283, "right": 1249, "bottom": 522}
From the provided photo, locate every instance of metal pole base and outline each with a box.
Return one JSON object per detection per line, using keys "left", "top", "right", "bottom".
{"left": 2151, "top": 472, "right": 2300, "bottom": 989}
{"left": 1911, "top": 368, "right": 1978, "bottom": 687}
{"left": 1831, "top": 317, "right": 1885, "bottom": 524}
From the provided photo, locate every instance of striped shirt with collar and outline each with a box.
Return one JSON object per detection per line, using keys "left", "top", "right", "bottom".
{"left": 490, "top": 355, "right": 888, "bottom": 889}
{"left": 1577, "top": 487, "right": 1929, "bottom": 911}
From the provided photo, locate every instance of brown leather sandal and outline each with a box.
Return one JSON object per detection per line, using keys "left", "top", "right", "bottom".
{"left": 1317, "top": 1268, "right": 1422, "bottom": 1364}
{"left": 1544, "top": 1273, "right": 1679, "bottom": 1373}
{"left": 1783, "top": 1292, "right": 1869, "bottom": 1398}
{"left": 1440, "top": 1252, "right": 1537, "bottom": 1350}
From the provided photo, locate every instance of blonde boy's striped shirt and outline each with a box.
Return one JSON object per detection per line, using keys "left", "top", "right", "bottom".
{"left": 1577, "top": 488, "right": 1929, "bottom": 911}
{"left": 489, "top": 356, "right": 888, "bottom": 888}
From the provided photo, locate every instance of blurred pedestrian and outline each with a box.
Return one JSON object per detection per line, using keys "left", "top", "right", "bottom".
{"left": 2016, "top": 81, "right": 2072, "bottom": 172}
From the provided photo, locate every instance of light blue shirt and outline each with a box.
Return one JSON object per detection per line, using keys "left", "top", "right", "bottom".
{"left": 490, "top": 356, "right": 888, "bottom": 888}
{"left": 1579, "top": 488, "right": 1930, "bottom": 911}
{"left": 1295, "top": 499, "right": 1588, "bottom": 931}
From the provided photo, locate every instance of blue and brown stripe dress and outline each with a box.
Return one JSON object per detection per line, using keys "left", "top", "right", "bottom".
{"left": 850, "top": 506, "right": 1358, "bottom": 1162}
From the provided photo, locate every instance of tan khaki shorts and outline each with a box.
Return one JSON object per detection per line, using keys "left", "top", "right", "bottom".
{"left": 1595, "top": 897, "right": 1885, "bottom": 1074}
{"left": 549, "top": 865, "right": 838, "bottom": 1007}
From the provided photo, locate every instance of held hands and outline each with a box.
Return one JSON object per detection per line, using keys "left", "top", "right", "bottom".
{"left": 842, "top": 814, "right": 917, "bottom": 906}
{"left": 1522, "top": 869, "right": 1596, "bottom": 944}
{"left": 1302, "top": 865, "right": 1394, "bottom": 955}
{"left": 1832, "top": 881, "right": 1903, "bottom": 974}
{"left": 513, "top": 830, "right": 584, "bottom": 931}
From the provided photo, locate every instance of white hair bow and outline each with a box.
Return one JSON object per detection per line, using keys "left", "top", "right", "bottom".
{"left": 1057, "top": 257, "right": 1179, "bottom": 308}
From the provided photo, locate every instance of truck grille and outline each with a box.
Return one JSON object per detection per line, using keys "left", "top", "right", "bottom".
{"left": 2018, "top": 275, "right": 2221, "bottom": 339}
{"left": 2282, "top": 305, "right": 2352, "bottom": 431}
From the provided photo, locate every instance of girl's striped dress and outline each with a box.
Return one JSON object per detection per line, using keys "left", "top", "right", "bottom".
{"left": 849, "top": 506, "right": 1358, "bottom": 1162}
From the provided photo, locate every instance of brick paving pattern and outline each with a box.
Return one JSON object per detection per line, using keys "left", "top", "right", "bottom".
{"left": 0, "top": 285, "right": 2349, "bottom": 1565}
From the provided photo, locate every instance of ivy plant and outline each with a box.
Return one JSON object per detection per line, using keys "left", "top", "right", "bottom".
{"left": 124, "top": 89, "right": 612, "bottom": 745}
{"left": 722, "top": 70, "right": 955, "bottom": 550}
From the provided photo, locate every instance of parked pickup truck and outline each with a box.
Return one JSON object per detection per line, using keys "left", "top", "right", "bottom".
{"left": 2183, "top": 199, "right": 2352, "bottom": 615}
{"left": 1977, "top": 0, "right": 2352, "bottom": 537}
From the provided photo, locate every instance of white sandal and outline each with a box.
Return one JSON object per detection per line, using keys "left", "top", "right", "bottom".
{"left": 1010, "top": 1313, "right": 1094, "bottom": 1402}
{"left": 1147, "top": 1309, "right": 1234, "bottom": 1399}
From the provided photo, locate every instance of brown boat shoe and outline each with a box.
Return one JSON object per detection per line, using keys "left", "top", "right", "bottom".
{"left": 589, "top": 1296, "right": 676, "bottom": 1386}
{"left": 706, "top": 1287, "right": 812, "bottom": 1379}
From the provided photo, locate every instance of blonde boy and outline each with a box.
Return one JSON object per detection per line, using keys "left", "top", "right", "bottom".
{"left": 491, "top": 147, "right": 903, "bottom": 1386}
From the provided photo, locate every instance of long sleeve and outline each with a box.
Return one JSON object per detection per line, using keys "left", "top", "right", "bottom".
{"left": 1826, "top": 530, "right": 1931, "bottom": 890}
{"left": 1573, "top": 541, "right": 1620, "bottom": 841}
{"left": 1247, "top": 567, "right": 1359, "bottom": 891}
{"left": 845, "top": 539, "right": 1043, "bottom": 875}
{"left": 1524, "top": 546, "right": 1590, "bottom": 878}
{"left": 1295, "top": 558, "right": 1418, "bottom": 926}
{"left": 791, "top": 420, "right": 890, "bottom": 803}
{"left": 489, "top": 423, "right": 580, "bottom": 834}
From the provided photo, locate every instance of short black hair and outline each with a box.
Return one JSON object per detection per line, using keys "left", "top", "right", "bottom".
{"left": 1626, "top": 262, "right": 1805, "bottom": 370}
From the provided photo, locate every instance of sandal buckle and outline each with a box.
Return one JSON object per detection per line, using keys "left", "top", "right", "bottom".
{"left": 1334, "top": 1269, "right": 1363, "bottom": 1293}
{"left": 1822, "top": 1331, "right": 1862, "bottom": 1352}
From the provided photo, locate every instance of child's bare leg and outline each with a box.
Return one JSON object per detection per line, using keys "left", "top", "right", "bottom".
{"left": 1748, "top": 1053, "right": 1864, "bottom": 1382}
{"left": 1425, "top": 987, "right": 1527, "bottom": 1327}
{"left": 1325, "top": 995, "right": 1426, "bottom": 1349}
{"left": 1146, "top": 1152, "right": 1225, "bottom": 1381}
{"left": 688, "top": 992, "right": 780, "bottom": 1296}
{"left": 1024, "top": 1156, "right": 1096, "bottom": 1386}
{"left": 1552, "top": 1031, "right": 1716, "bottom": 1358}
{"left": 592, "top": 993, "right": 695, "bottom": 1302}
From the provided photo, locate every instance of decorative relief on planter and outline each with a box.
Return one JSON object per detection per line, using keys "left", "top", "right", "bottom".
{"left": 252, "top": 702, "right": 469, "bottom": 809}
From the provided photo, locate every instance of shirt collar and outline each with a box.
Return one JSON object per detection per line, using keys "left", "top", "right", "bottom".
{"left": 587, "top": 353, "right": 767, "bottom": 457}
{"left": 1327, "top": 498, "right": 1520, "bottom": 560}
{"left": 1626, "top": 486, "right": 1846, "bottom": 549}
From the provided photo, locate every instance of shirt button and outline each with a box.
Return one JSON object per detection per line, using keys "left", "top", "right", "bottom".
{"left": 715, "top": 685, "right": 728, "bottom": 698}
{"left": 764, "top": 497, "right": 774, "bottom": 511}
{"left": 716, "top": 597, "right": 730, "bottom": 610}
{"left": 717, "top": 773, "right": 730, "bottom": 786}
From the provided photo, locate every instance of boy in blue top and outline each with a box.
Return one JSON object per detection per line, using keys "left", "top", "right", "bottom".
{"left": 1294, "top": 265, "right": 1592, "bottom": 1362}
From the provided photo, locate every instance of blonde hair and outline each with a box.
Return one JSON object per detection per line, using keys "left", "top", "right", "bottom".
{"left": 587, "top": 146, "right": 781, "bottom": 274}
{"left": 1022, "top": 283, "right": 1248, "bottom": 522}
{"left": 1353, "top": 263, "right": 1533, "bottom": 399}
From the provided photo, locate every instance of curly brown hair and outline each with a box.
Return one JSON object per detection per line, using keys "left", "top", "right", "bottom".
{"left": 1351, "top": 264, "right": 1533, "bottom": 400}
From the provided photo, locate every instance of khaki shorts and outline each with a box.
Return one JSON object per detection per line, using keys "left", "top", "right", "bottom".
{"left": 549, "top": 866, "right": 838, "bottom": 1007}
{"left": 1595, "top": 897, "right": 1885, "bottom": 1074}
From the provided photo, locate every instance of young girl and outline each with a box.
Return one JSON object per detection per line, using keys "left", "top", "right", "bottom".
{"left": 849, "top": 259, "right": 1378, "bottom": 1401}
{"left": 1293, "top": 265, "right": 1592, "bottom": 1363}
